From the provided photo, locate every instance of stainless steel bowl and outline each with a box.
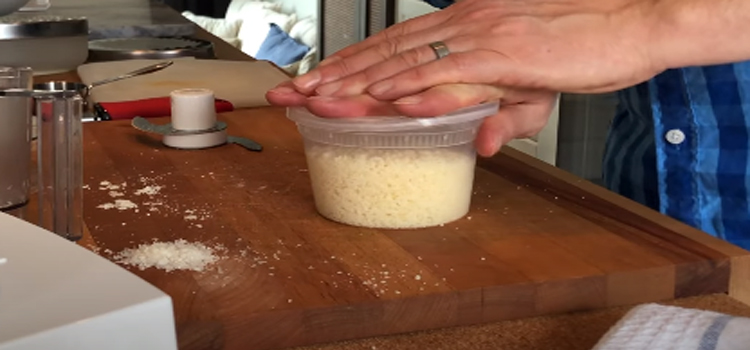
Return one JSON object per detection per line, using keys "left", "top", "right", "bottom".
{"left": 0, "top": 16, "right": 88, "bottom": 74}
{"left": 0, "top": 0, "right": 28, "bottom": 16}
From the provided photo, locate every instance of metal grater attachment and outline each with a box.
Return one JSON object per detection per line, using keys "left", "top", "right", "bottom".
{"left": 131, "top": 117, "right": 263, "bottom": 152}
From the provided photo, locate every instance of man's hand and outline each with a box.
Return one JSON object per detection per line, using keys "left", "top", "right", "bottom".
{"left": 283, "top": 0, "right": 663, "bottom": 100}
{"left": 267, "top": 82, "right": 557, "bottom": 157}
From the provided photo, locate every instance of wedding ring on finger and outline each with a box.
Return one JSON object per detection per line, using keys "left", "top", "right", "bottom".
{"left": 428, "top": 41, "right": 450, "bottom": 60}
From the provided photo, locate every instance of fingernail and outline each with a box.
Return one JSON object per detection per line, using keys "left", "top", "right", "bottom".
{"left": 267, "top": 86, "right": 297, "bottom": 94}
{"left": 318, "top": 56, "right": 341, "bottom": 67}
{"left": 394, "top": 96, "right": 422, "bottom": 105}
{"left": 315, "top": 81, "right": 342, "bottom": 96}
{"left": 292, "top": 71, "right": 321, "bottom": 90}
{"left": 368, "top": 80, "right": 393, "bottom": 96}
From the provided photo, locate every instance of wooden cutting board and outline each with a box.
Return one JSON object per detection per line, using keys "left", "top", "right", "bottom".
{"left": 78, "top": 107, "right": 750, "bottom": 350}
{"left": 76, "top": 58, "right": 290, "bottom": 108}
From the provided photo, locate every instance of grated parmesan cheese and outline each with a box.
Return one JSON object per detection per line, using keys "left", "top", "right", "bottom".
{"left": 305, "top": 144, "right": 476, "bottom": 228}
{"left": 135, "top": 185, "right": 162, "bottom": 196}
{"left": 113, "top": 239, "right": 221, "bottom": 272}
{"left": 97, "top": 199, "right": 138, "bottom": 210}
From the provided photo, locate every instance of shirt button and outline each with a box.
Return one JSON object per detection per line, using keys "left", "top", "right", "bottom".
{"left": 665, "top": 129, "right": 685, "bottom": 145}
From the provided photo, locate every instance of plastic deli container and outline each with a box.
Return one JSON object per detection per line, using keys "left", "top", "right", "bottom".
{"left": 287, "top": 101, "right": 500, "bottom": 229}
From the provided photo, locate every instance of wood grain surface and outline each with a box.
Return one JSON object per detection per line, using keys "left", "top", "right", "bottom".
{"left": 77, "top": 107, "right": 750, "bottom": 350}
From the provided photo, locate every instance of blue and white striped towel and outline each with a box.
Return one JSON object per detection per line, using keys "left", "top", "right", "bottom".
{"left": 592, "top": 303, "right": 750, "bottom": 350}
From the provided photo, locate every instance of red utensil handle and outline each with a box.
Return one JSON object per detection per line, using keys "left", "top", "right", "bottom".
{"left": 95, "top": 97, "right": 234, "bottom": 121}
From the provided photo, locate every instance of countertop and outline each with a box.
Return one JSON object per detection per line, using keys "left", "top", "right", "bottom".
{"left": 294, "top": 294, "right": 750, "bottom": 350}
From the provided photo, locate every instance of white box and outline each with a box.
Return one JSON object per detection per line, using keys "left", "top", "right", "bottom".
{"left": 0, "top": 213, "right": 177, "bottom": 350}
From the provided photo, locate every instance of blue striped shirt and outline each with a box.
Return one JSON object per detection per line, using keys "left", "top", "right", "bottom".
{"left": 604, "top": 63, "right": 750, "bottom": 251}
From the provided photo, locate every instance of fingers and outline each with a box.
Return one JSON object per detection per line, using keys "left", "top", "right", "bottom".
{"left": 474, "top": 93, "right": 557, "bottom": 157}
{"left": 392, "top": 83, "right": 506, "bottom": 118}
{"left": 367, "top": 50, "right": 525, "bottom": 100}
{"left": 265, "top": 81, "right": 308, "bottom": 107}
{"left": 304, "top": 94, "right": 401, "bottom": 118}
{"left": 301, "top": 83, "right": 507, "bottom": 119}
{"left": 315, "top": 37, "right": 471, "bottom": 97}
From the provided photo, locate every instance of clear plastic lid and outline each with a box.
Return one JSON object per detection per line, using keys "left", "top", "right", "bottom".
{"left": 287, "top": 101, "right": 500, "bottom": 133}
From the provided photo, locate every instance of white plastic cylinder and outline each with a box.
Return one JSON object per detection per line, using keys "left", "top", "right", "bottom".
{"left": 170, "top": 88, "right": 216, "bottom": 131}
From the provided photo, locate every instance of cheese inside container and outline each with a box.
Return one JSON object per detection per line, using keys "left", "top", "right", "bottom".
{"left": 287, "top": 101, "right": 500, "bottom": 229}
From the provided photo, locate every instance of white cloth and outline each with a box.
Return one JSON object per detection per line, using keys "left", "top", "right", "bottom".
{"left": 592, "top": 303, "right": 750, "bottom": 350}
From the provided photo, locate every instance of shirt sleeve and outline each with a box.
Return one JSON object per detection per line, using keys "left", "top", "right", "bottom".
{"left": 422, "top": 0, "right": 455, "bottom": 9}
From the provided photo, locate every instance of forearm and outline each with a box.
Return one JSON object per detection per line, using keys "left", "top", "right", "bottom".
{"left": 651, "top": 0, "right": 750, "bottom": 69}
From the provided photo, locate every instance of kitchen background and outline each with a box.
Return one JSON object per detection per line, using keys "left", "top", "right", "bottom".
{"left": 167, "top": 0, "right": 618, "bottom": 186}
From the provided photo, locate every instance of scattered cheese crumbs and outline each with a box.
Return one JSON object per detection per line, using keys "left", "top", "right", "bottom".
{"left": 97, "top": 199, "right": 138, "bottom": 210}
{"left": 415, "top": 274, "right": 422, "bottom": 281}
{"left": 184, "top": 215, "right": 198, "bottom": 220}
{"left": 481, "top": 257, "right": 486, "bottom": 261}
{"left": 287, "top": 299, "right": 293, "bottom": 303}
{"left": 113, "top": 239, "right": 221, "bottom": 272}
{"left": 135, "top": 185, "right": 162, "bottom": 196}
{"left": 108, "top": 191, "right": 125, "bottom": 197}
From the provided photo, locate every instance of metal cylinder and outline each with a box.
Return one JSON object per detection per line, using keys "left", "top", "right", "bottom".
{"left": 36, "top": 92, "right": 84, "bottom": 241}
{"left": 0, "top": 66, "right": 32, "bottom": 218}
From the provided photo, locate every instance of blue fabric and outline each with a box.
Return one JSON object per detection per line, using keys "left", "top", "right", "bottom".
{"left": 255, "top": 23, "right": 310, "bottom": 67}
{"left": 422, "top": 0, "right": 455, "bottom": 9}
{"left": 603, "top": 83, "right": 660, "bottom": 210}
{"left": 604, "top": 62, "right": 750, "bottom": 251}
{"left": 699, "top": 315, "right": 733, "bottom": 350}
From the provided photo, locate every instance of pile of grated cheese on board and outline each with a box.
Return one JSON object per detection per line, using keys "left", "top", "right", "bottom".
{"left": 113, "top": 239, "right": 222, "bottom": 272}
